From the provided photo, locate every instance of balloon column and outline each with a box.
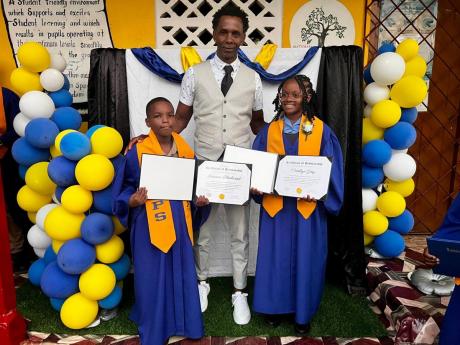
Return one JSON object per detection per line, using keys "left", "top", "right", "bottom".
{"left": 362, "top": 39, "right": 427, "bottom": 257}
{"left": 10, "top": 42, "right": 130, "bottom": 329}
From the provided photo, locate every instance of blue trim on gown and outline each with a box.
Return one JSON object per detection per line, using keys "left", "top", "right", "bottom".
{"left": 251, "top": 122, "right": 344, "bottom": 324}
{"left": 112, "top": 146, "right": 203, "bottom": 345}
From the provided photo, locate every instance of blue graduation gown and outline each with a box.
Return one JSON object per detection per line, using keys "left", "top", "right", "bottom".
{"left": 112, "top": 146, "right": 204, "bottom": 345}
{"left": 433, "top": 194, "right": 460, "bottom": 345}
{"left": 252, "top": 123, "right": 344, "bottom": 325}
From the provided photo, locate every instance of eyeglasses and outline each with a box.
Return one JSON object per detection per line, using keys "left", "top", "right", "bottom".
{"left": 279, "top": 91, "right": 303, "bottom": 99}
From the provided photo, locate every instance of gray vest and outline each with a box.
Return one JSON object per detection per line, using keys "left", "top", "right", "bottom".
{"left": 193, "top": 61, "right": 255, "bottom": 160}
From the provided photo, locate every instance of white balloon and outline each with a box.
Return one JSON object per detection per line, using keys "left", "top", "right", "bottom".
{"left": 27, "top": 224, "right": 52, "bottom": 249}
{"left": 364, "top": 82, "right": 390, "bottom": 106}
{"left": 19, "top": 91, "right": 55, "bottom": 119}
{"left": 370, "top": 52, "right": 406, "bottom": 86}
{"left": 36, "top": 203, "right": 59, "bottom": 229}
{"left": 52, "top": 193, "right": 61, "bottom": 205}
{"left": 383, "top": 153, "right": 417, "bottom": 181}
{"left": 50, "top": 54, "right": 67, "bottom": 72}
{"left": 33, "top": 247, "right": 46, "bottom": 258}
{"left": 12, "top": 112, "right": 30, "bottom": 137}
{"left": 362, "top": 189, "right": 378, "bottom": 212}
{"left": 364, "top": 104, "right": 373, "bottom": 118}
{"left": 40, "top": 68, "right": 65, "bottom": 92}
{"left": 392, "top": 148, "right": 408, "bottom": 154}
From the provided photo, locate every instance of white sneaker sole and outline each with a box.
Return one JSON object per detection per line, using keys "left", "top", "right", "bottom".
{"left": 233, "top": 313, "right": 251, "bottom": 325}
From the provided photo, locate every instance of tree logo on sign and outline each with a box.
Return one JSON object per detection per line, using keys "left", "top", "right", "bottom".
{"left": 300, "top": 7, "right": 347, "bottom": 47}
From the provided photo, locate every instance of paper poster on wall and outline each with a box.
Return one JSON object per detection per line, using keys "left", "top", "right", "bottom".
{"left": 2, "top": 0, "right": 114, "bottom": 103}
{"left": 289, "top": 0, "right": 355, "bottom": 48}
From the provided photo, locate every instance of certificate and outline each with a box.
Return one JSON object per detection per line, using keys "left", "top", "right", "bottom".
{"left": 195, "top": 161, "right": 251, "bottom": 205}
{"left": 223, "top": 145, "right": 278, "bottom": 193}
{"left": 139, "top": 154, "right": 196, "bottom": 201}
{"left": 274, "top": 155, "right": 332, "bottom": 200}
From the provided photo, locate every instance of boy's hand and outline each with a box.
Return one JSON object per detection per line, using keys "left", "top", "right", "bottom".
{"left": 129, "top": 187, "right": 148, "bottom": 207}
{"left": 423, "top": 247, "right": 440, "bottom": 268}
{"left": 125, "top": 135, "right": 148, "bottom": 154}
{"left": 250, "top": 187, "right": 263, "bottom": 195}
{"left": 299, "top": 195, "right": 316, "bottom": 202}
{"left": 195, "top": 195, "right": 210, "bottom": 207}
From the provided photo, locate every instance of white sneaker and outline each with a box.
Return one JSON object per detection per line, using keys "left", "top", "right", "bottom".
{"left": 231, "top": 291, "right": 251, "bottom": 325}
{"left": 198, "top": 281, "right": 210, "bottom": 312}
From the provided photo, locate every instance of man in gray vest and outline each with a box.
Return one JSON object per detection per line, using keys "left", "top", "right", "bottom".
{"left": 174, "top": 2, "right": 265, "bottom": 325}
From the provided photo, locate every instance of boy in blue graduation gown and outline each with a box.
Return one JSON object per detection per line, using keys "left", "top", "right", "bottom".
{"left": 424, "top": 194, "right": 460, "bottom": 345}
{"left": 113, "top": 97, "right": 208, "bottom": 345}
{"left": 251, "top": 75, "right": 344, "bottom": 333}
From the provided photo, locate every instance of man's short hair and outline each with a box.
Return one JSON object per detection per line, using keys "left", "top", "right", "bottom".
{"left": 145, "top": 97, "right": 172, "bottom": 116}
{"left": 212, "top": 1, "right": 249, "bottom": 33}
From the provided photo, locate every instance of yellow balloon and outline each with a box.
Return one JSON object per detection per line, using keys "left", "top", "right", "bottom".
{"left": 61, "top": 185, "right": 93, "bottom": 214}
{"left": 112, "top": 216, "right": 127, "bottom": 235}
{"left": 44, "top": 206, "right": 84, "bottom": 241}
{"left": 50, "top": 144, "right": 62, "bottom": 158}
{"left": 25, "top": 162, "right": 56, "bottom": 196}
{"left": 377, "top": 191, "right": 406, "bottom": 217}
{"left": 390, "top": 76, "right": 428, "bottom": 108}
{"left": 79, "top": 264, "right": 116, "bottom": 300}
{"left": 364, "top": 232, "right": 374, "bottom": 246}
{"left": 362, "top": 118, "right": 384, "bottom": 144}
{"left": 363, "top": 210, "right": 388, "bottom": 236}
{"left": 396, "top": 38, "right": 419, "bottom": 61}
{"left": 60, "top": 293, "right": 98, "bottom": 329}
{"left": 28, "top": 212, "right": 37, "bottom": 224}
{"left": 404, "top": 55, "right": 427, "bottom": 78}
{"left": 17, "top": 185, "right": 52, "bottom": 212}
{"left": 384, "top": 178, "right": 415, "bottom": 197}
{"left": 52, "top": 239, "right": 65, "bottom": 253}
{"left": 370, "top": 100, "right": 401, "bottom": 128}
{"left": 91, "top": 127, "right": 123, "bottom": 158}
{"left": 10, "top": 67, "right": 43, "bottom": 95}
{"left": 54, "top": 129, "right": 77, "bottom": 154}
{"left": 95, "top": 235, "right": 124, "bottom": 264}
{"left": 75, "top": 154, "right": 114, "bottom": 191}
{"left": 17, "top": 42, "right": 50, "bottom": 73}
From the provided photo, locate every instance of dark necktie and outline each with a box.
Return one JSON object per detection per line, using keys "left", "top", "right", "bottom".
{"left": 221, "top": 65, "right": 233, "bottom": 96}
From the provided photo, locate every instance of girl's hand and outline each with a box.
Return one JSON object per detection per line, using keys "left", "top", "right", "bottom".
{"left": 299, "top": 195, "right": 316, "bottom": 202}
{"left": 423, "top": 247, "right": 440, "bottom": 268}
{"left": 250, "top": 187, "right": 263, "bottom": 196}
{"left": 195, "top": 195, "right": 210, "bottom": 207}
{"left": 129, "top": 187, "right": 148, "bottom": 207}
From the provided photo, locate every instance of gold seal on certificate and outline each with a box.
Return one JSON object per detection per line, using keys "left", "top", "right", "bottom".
{"left": 195, "top": 161, "right": 251, "bottom": 205}
{"left": 274, "top": 155, "right": 332, "bottom": 200}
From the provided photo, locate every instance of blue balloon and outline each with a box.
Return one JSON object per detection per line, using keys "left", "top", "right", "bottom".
{"left": 60, "top": 132, "right": 91, "bottom": 161}
{"left": 49, "top": 89, "right": 73, "bottom": 108}
{"left": 54, "top": 186, "right": 65, "bottom": 203}
{"left": 28, "top": 258, "right": 47, "bottom": 286}
{"left": 86, "top": 125, "right": 106, "bottom": 138}
{"left": 374, "top": 230, "right": 405, "bottom": 257}
{"left": 18, "top": 164, "right": 28, "bottom": 180}
{"left": 400, "top": 107, "right": 418, "bottom": 124}
{"left": 378, "top": 42, "right": 396, "bottom": 54}
{"left": 362, "top": 165, "right": 384, "bottom": 188}
{"left": 364, "top": 66, "right": 374, "bottom": 84}
{"left": 384, "top": 122, "right": 417, "bottom": 150}
{"left": 111, "top": 155, "right": 125, "bottom": 173}
{"left": 51, "top": 107, "right": 82, "bottom": 131}
{"left": 11, "top": 138, "right": 50, "bottom": 166}
{"left": 108, "top": 254, "right": 131, "bottom": 281}
{"left": 44, "top": 245, "right": 57, "bottom": 264}
{"left": 62, "top": 74, "right": 70, "bottom": 90}
{"left": 47, "top": 156, "right": 77, "bottom": 187}
{"left": 93, "top": 184, "right": 113, "bottom": 214}
{"left": 98, "top": 286, "right": 122, "bottom": 309}
{"left": 388, "top": 210, "right": 414, "bottom": 235}
{"left": 50, "top": 297, "right": 65, "bottom": 311}
{"left": 362, "top": 140, "right": 392, "bottom": 168}
{"left": 24, "top": 118, "right": 59, "bottom": 148}
{"left": 57, "top": 238, "right": 96, "bottom": 274}
{"left": 81, "top": 213, "right": 114, "bottom": 245}
{"left": 40, "top": 261, "right": 79, "bottom": 299}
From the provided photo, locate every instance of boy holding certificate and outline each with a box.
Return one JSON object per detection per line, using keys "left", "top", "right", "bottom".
{"left": 113, "top": 97, "right": 209, "bottom": 345}
{"left": 251, "top": 75, "right": 344, "bottom": 334}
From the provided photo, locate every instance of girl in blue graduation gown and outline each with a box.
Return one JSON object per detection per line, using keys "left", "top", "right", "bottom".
{"left": 251, "top": 75, "right": 344, "bottom": 332}
{"left": 113, "top": 97, "right": 207, "bottom": 345}
{"left": 424, "top": 194, "right": 460, "bottom": 345}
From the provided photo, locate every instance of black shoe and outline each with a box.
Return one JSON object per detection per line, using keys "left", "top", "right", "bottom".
{"left": 265, "top": 314, "right": 281, "bottom": 328}
{"left": 294, "top": 322, "right": 310, "bottom": 335}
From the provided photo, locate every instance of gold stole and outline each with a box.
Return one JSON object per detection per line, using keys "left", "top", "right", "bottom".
{"left": 262, "top": 115, "right": 324, "bottom": 219}
{"left": 136, "top": 131, "right": 194, "bottom": 253}
{"left": 0, "top": 87, "right": 6, "bottom": 135}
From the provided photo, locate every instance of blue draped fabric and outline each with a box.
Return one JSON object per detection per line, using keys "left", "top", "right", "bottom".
{"left": 131, "top": 46, "right": 319, "bottom": 84}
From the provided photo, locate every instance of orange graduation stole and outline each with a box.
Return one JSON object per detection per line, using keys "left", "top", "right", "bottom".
{"left": 0, "top": 87, "right": 6, "bottom": 135}
{"left": 136, "top": 131, "right": 195, "bottom": 253}
{"left": 262, "top": 115, "right": 324, "bottom": 219}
